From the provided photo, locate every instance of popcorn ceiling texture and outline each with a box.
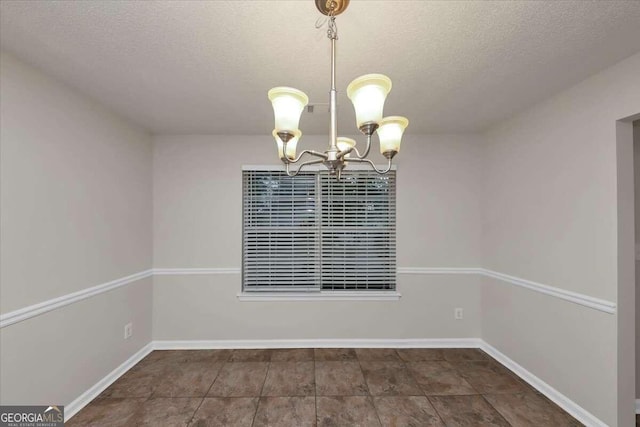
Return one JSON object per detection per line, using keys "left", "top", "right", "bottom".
{"left": 1, "top": 0, "right": 639, "bottom": 135}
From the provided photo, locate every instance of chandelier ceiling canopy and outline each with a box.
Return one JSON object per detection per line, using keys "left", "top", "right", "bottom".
{"left": 268, "top": 0, "right": 408, "bottom": 179}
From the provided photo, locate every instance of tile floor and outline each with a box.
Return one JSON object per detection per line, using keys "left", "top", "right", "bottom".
{"left": 67, "top": 348, "right": 583, "bottom": 426}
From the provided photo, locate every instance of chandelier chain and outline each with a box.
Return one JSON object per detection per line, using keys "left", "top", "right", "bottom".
{"left": 316, "top": 16, "right": 338, "bottom": 40}
{"left": 327, "top": 16, "right": 338, "bottom": 40}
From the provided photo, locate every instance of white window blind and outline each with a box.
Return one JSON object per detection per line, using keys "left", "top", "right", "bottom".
{"left": 242, "top": 168, "right": 396, "bottom": 292}
{"left": 243, "top": 170, "right": 320, "bottom": 291}
{"left": 320, "top": 171, "right": 396, "bottom": 290}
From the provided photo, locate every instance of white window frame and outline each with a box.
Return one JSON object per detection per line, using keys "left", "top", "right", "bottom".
{"left": 238, "top": 164, "right": 401, "bottom": 301}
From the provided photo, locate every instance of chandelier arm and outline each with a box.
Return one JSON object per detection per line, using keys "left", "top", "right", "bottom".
{"left": 345, "top": 156, "right": 393, "bottom": 175}
{"left": 351, "top": 134, "right": 372, "bottom": 159}
{"left": 336, "top": 147, "right": 354, "bottom": 160}
{"left": 284, "top": 149, "right": 329, "bottom": 164}
{"left": 285, "top": 159, "right": 325, "bottom": 177}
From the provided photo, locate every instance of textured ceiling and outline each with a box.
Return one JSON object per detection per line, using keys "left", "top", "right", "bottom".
{"left": 1, "top": 0, "right": 640, "bottom": 135}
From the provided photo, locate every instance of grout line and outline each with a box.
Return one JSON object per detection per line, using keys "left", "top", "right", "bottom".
{"left": 250, "top": 353, "right": 271, "bottom": 427}
{"left": 313, "top": 354, "right": 318, "bottom": 427}
{"left": 186, "top": 397, "right": 205, "bottom": 426}
{"left": 446, "top": 357, "right": 482, "bottom": 396}
{"left": 184, "top": 349, "right": 234, "bottom": 426}
{"left": 193, "top": 360, "right": 226, "bottom": 416}
{"left": 425, "top": 395, "right": 448, "bottom": 426}
{"left": 353, "top": 350, "right": 384, "bottom": 427}
{"left": 479, "top": 394, "right": 513, "bottom": 426}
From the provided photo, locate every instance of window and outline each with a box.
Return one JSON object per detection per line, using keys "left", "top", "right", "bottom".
{"left": 242, "top": 167, "right": 396, "bottom": 293}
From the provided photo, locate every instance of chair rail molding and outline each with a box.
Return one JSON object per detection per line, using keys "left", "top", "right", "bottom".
{"left": 0, "top": 269, "right": 153, "bottom": 328}
{"left": 479, "top": 268, "right": 616, "bottom": 314}
{"left": 0, "top": 265, "right": 616, "bottom": 329}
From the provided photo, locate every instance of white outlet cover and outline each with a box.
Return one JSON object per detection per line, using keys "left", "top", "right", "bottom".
{"left": 124, "top": 323, "right": 133, "bottom": 339}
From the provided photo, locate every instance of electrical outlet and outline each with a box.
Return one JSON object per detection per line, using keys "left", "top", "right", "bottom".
{"left": 454, "top": 308, "right": 463, "bottom": 320}
{"left": 124, "top": 322, "right": 133, "bottom": 339}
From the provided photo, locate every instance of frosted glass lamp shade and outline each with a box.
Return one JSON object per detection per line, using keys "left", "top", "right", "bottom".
{"left": 336, "top": 137, "right": 356, "bottom": 157}
{"left": 347, "top": 74, "right": 392, "bottom": 129}
{"left": 272, "top": 129, "right": 301, "bottom": 160}
{"left": 268, "top": 87, "right": 309, "bottom": 133}
{"left": 377, "top": 116, "right": 408, "bottom": 155}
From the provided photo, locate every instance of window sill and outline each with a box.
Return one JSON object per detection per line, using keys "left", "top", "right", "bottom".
{"left": 236, "top": 291, "right": 402, "bottom": 301}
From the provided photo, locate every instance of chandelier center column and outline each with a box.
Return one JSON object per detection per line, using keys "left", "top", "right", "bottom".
{"left": 329, "top": 17, "right": 337, "bottom": 152}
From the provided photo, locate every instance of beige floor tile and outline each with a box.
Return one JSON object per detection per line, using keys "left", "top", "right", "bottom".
{"left": 373, "top": 396, "right": 444, "bottom": 427}
{"left": 407, "top": 361, "right": 477, "bottom": 395}
{"left": 317, "top": 396, "right": 381, "bottom": 427}
{"left": 253, "top": 396, "right": 316, "bottom": 427}
{"left": 271, "top": 348, "right": 314, "bottom": 362}
{"left": 360, "top": 361, "right": 422, "bottom": 396}
{"left": 129, "top": 397, "right": 201, "bottom": 426}
{"left": 314, "top": 348, "right": 358, "bottom": 361}
{"left": 355, "top": 348, "right": 401, "bottom": 362}
{"left": 153, "top": 361, "right": 223, "bottom": 397}
{"left": 228, "top": 349, "right": 272, "bottom": 362}
{"left": 428, "top": 395, "right": 510, "bottom": 426}
{"left": 262, "top": 361, "right": 315, "bottom": 396}
{"left": 189, "top": 397, "right": 258, "bottom": 427}
{"left": 315, "top": 361, "right": 369, "bottom": 396}
{"left": 207, "top": 362, "right": 268, "bottom": 397}
{"left": 396, "top": 348, "right": 445, "bottom": 362}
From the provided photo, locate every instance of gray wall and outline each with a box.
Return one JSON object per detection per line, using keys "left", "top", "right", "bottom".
{"left": 481, "top": 52, "right": 640, "bottom": 426}
{"left": 152, "top": 133, "right": 484, "bottom": 340}
{"left": 0, "top": 52, "right": 153, "bottom": 406}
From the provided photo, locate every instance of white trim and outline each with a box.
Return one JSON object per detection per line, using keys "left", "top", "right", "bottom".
{"left": 236, "top": 291, "right": 401, "bottom": 301}
{"left": 152, "top": 338, "right": 482, "bottom": 350}
{"left": 479, "top": 268, "right": 616, "bottom": 314}
{"left": 0, "top": 266, "right": 617, "bottom": 329}
{"left": 0, "top": 269, "right": 153, "bottom": 328}
{"left": 159, "top": 266, "right": 616, "bottom": 312}
{"left": 398, "top": 267, "right": 483, "bottom": 275}
{"left": 153, "top": 267, "right": 240, "bottom": 275}
{"left": 480, "top": 341, "right": 607, "bottom": 427}
{"left": 65, "top": 343, "right": 153, "bottom": 421}
{"left": 397, "top": 267, "right": 615, "bottom": 314}
{"left": 636, "top": 399, "right": 640, "bottom": 414}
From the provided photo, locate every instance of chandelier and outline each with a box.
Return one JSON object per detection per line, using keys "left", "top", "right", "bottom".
{"left": 267, "top": 0, "right": 408, "bottom": 179}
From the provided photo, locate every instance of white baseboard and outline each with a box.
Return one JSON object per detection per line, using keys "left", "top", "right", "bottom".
{"left": 65, "top": 338, "right": 608, "bottom": 427}
{"left": 65, "top": 343, "right": 153, "bottom": 421}
{"left": 152, "top": 338, "right": 482, "bottom": 350}
{"left": 636, "top": 399, "right": 640, "bottom": 414}
{"left": 480, "top": 342, "right": 607, "bottom": 427}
